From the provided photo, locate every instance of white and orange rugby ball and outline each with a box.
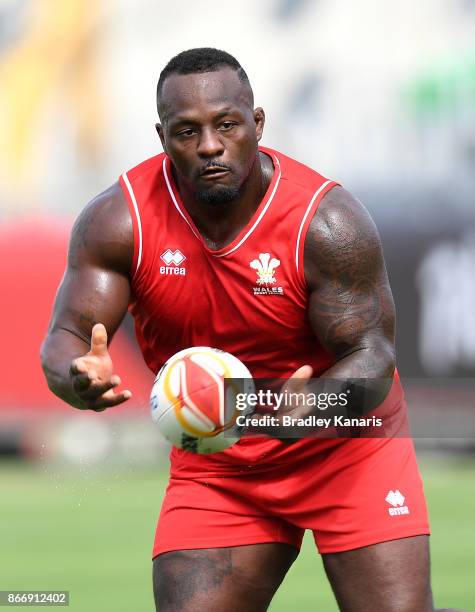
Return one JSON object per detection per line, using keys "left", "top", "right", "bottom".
{"left": 150, "top": 347, "right": 254, "bottom": 454}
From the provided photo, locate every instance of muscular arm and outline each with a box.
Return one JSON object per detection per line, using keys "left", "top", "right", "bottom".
{"left": 304, "top": 186, "right": 396, "bottom": 412}
{"left": 41, "top": 183, "right": 133, "bottom": 409}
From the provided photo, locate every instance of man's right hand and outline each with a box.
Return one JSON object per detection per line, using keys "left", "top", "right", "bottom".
{"left": 69, "top": 323, "right": 132, "bottom": 411}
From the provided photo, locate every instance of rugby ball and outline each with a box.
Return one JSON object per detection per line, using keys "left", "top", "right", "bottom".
{"left": 150, "top": 347, "right": 254, "bottom": 454}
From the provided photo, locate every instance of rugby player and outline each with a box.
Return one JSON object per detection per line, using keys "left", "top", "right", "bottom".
{"left": 41, "top": 48, "right": 460, "bottom": 612}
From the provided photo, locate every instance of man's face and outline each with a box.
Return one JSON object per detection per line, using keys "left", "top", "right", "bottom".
{"left": 157, "top": 68, "right": 265, "bottom": 206}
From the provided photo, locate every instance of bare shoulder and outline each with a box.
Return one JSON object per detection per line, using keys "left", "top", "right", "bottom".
{"left": 69, "top": 182, "right": 132, "bottom": 274}
{"left": 304, "top": 185, "right": 385, "bottom": 290}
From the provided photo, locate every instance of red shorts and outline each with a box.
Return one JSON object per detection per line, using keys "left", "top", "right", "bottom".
{"left": 153, "top": 437, "right": 430, "bottom": 558}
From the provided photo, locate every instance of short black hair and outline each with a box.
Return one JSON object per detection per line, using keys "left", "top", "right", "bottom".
{"left": 157, "top": 47, "right": 252, "bottom": 113}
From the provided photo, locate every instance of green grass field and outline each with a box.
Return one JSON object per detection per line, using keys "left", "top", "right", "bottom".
{"left": 1, "top": 456, "right": 474, "bottom": 611}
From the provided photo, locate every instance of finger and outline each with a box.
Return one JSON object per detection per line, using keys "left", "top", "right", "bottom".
{"left": 101, "top": 386, "right": 130, "bottom": 401}
{"left": 70, "top": 359, "right": 88, "bottom": 376}
{"left": 89, "top": 389, "right": 132, "bottom": 410}
{"left": 71, "top": 366, "right": 99, "bottom": 390}
{"left": 72, "top": 372, "right": 93, "bottom": 391}
{"left": 70, "top": 358, "right": 98, "bottom": 378}
{"left": 285, "top": 365, "right": 313, "bottom": 393}
{"left": 90, "top": 323, "right": 108, "bottom": 356}
{"left": 76, "top": 376, "right": 121, "bottom": 399}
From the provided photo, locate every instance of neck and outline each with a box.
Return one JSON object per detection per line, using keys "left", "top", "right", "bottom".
{"left": 172, "top": 151, "right": 274, "bottom": 250}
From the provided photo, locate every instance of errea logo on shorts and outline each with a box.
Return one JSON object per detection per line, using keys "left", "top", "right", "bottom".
{"left": 250, "top": 253, "right": 284, "bottom": 296}
{"left": 385, "top": 490, "right": 410, "bottom": 516}
{"left": 160, "top": 249, "right": 186, "bottom": 276}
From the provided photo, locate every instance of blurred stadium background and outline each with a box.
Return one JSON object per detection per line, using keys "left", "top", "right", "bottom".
{"left": 0, "top": 0, "right": 474, "bottom": 609}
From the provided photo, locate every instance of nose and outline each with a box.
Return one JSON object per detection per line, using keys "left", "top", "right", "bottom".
{"left": 196, "top": 127, "right": 225, "bottom": 158}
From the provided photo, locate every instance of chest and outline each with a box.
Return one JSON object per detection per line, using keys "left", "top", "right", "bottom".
{"left": 134, "top": 234, "right": 308, "bottom": 338}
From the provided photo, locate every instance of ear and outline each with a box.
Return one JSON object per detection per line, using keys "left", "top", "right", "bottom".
{"left": 156, "top": 123, "right": 167, "bottom": 153}
{"left": 253, "top": 107, "right": 265, "bottom": 142}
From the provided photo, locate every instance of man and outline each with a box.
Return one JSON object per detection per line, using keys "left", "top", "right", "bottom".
{"left": 41, "top": 48, "right": 458, "bottom": 612}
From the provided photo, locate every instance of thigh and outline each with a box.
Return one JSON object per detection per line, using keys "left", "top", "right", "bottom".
{"left": 302, "top": 438, "right": 430, "bottom": 554}
{"left": 322, "top": 535, "right": 433, "bottom": 612}
{"left": 153, "top": 475, "right": 304, "bottom": 558}
{"left": 153, "top": 542, "right": 299, "bottom": 612}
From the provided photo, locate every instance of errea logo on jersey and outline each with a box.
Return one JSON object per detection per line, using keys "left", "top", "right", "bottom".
{"left": 385, "top": 490, "right": 410, "bottom": 516}
{"left": 250, "top": 253, "right": 284, "bottom": 296}
{"left": 160, "top": 249, "right": 186, "bottom": 276}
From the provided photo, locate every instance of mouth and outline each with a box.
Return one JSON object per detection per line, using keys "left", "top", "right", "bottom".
{"left": 200, "top": 166, "right": 230, "bottom": 180}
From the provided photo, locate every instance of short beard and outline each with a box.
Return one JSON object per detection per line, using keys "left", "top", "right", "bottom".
{"left": 195, "top": 185, "right": 240, "bottom": 207}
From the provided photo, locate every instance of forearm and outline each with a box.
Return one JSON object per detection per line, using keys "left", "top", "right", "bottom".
{"left": 41, "top": 328, "right": 90, "bottom": 408}
{"left": 249, "top": 344, "right": 396, "bottom": 442}
{"left": 317, "top": 343, "right": 396, "bottom": 415}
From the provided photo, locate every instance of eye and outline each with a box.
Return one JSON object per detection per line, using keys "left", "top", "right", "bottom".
{"left": 176, "top": 128, "right": 196, "bottom": 138}
{"left": 218, "top": 121, "right": 236, "bottom": 131}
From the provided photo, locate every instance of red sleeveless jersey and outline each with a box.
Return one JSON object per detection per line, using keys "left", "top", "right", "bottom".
{"left": 119, "top": 146, "right": 405, "bottom": 475}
